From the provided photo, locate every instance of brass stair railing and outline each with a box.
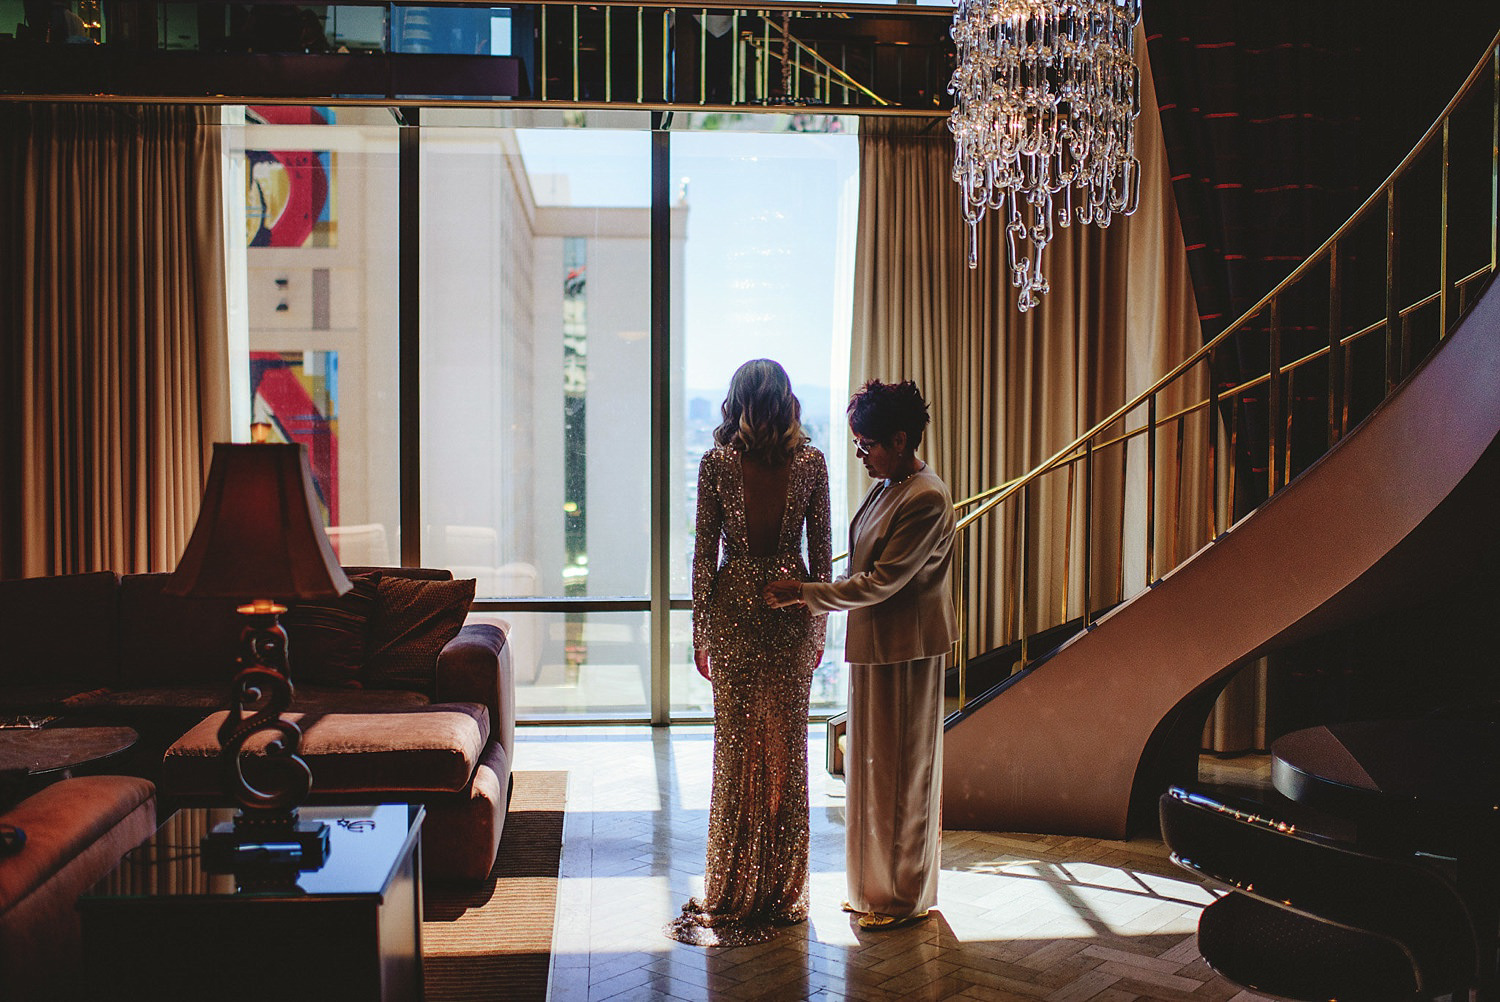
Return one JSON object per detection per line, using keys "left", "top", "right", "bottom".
{"left": 948, "top": 31, "right": 1500, "bottom": 714}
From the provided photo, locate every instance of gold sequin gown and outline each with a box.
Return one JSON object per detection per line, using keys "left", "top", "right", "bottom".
{"left": 668, "top": 443, "right": 831, "bottom": 947}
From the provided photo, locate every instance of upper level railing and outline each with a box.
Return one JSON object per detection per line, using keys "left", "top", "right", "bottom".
{"left": 0, "top": 0, "right": 955, "bottom": 114}
{"left": 948, "top": 30, "right": 1500, "bottom": 714}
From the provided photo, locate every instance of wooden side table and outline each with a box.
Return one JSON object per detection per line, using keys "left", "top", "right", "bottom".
{"left": 0, "top": 724, "right": 138, "bottom": 777}
{"left": 0, "top": 724, "right": 138, "bottom": 810}
{"left": 80, "top": 802, "right": 425, "bottom": 1001}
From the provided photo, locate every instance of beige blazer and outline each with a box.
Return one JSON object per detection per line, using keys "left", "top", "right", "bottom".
{"left": 801, "top": 464, "right": 958, "bottom": 664}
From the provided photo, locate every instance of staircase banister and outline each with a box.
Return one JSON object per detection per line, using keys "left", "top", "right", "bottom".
{"left": 954, "top": 476, "right": 1022, "bottom": 511}
{"left": 833, "top": 476, "right": 1024, "bottom": 563}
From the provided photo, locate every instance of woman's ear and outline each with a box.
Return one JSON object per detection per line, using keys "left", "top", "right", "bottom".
{"left": 891, "top": 430, "right": 908, "bottom": 455}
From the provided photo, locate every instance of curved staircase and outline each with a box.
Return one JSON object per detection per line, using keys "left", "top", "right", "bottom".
{"left": 944, "top": 275, "right": 1500, "bottom": 837}
{"left": 941, "top": 33, "right": 1500, "bottom": 839}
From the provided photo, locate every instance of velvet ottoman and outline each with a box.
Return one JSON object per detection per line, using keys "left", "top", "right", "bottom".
{"left": 160, "top": 703, "right": 509, "bottom": 882}
{"left": 0, "top": 775, "right": 158, "bottom": 1001}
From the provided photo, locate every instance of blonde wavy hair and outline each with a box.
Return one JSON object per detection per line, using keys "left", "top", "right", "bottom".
{"left": 713, "top": 359, "right": 808, "bottom": 465}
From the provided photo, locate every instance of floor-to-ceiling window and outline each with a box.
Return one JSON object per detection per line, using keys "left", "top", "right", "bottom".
{"left": 669, "top": 115, "right": 858, "bottom": 716}
{"left": 420, "top": 114, "right": 658, "bottom": 719}
{"left": 223, "top": 107, "right": 857, "bottom": 722}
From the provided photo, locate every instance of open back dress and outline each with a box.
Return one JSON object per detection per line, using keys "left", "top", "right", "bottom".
{"left": 667, "top": 442, "right": 831, "bottom": 947}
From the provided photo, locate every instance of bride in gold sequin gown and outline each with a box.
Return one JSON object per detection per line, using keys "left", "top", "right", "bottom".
{"left": 668, "top": 359, "right": 832, "bottom": 948}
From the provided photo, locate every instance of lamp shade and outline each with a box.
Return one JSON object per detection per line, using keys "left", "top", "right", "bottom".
{"left": 166, "top": 443, "right": 352, "bottom": 601}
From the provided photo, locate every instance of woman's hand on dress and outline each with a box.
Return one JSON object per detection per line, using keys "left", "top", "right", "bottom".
{"left": 694, "top": 649, "right": 711, "bottom": 680}
{"left": 764, "top": 579, "right": 804, "bottom": 608}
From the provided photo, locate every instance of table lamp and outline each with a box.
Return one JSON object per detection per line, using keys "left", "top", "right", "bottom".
{"left": 165, "top": 438, "right": 350, "bottom": 870}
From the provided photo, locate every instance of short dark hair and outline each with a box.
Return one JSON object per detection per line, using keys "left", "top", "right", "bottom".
{"left": 847, "top": 379, "right": 930, "bottom": 451}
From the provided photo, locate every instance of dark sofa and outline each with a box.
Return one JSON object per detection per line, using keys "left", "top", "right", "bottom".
{"left": 0, "top": 566, "right": 515, "bottom": 881}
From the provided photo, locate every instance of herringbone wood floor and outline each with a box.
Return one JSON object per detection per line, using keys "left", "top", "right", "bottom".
{"left": 515, "top": 726, "right": 1273, "bottom": 1002}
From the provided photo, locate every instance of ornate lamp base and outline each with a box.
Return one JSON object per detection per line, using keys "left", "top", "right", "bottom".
{"left": 200, "top": 606, "right": 330, "bottom": 874}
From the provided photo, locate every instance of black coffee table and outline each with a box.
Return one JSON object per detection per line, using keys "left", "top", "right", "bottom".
{"left": 80, "top": 802, "right": 425, "bottom": 1001}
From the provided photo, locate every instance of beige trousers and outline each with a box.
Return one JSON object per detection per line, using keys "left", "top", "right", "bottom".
{"left": 845, "top": 654, "right": 944, "bottom": 918}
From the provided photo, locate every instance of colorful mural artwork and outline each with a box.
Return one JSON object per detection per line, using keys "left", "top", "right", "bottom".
{"left": 250, "top": 350, "right": 340, "bottom": 525}
{"left": 246, "top": 106, "right": 338, "bottom": 248}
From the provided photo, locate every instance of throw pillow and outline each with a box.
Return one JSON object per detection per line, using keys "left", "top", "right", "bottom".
{"left": 364, "top": 576, "right": 476, "bottom": 693}
{"left": 281, "top": 572, "right": 381, "bottom": 689}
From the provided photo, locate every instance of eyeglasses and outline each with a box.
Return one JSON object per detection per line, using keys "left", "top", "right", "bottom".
{"left": 852, "top": 437, "right": 881, "bottom": 454}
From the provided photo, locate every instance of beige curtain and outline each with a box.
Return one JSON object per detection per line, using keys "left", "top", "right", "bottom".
{"left": 0, "top": 103, "right": 229, "bottom": 578}
{"left": 851, "top": 30, "right": 1207, "bottom": 663}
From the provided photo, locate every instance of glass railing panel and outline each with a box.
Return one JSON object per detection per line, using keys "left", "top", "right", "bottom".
{"left": 0, "top": 1, "right": 956, "bottom": 113}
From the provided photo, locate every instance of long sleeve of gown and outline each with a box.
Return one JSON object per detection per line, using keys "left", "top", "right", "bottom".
{"left": 805, "top": 451, "right": 832, "bottom": 586}
{"left": 691, "top": 451, "right": 724, "bottom": 650}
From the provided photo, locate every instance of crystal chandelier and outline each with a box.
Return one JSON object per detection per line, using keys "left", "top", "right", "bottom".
{"left": 948, "top": 0, "right": 1143, "bottom": 311}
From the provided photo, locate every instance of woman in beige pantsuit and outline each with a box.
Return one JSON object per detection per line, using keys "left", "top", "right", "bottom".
{"left": 766, "top": 379, "right": 958, "bottom": 929}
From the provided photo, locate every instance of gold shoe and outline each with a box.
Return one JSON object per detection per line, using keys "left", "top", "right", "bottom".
{"left": 857, "top": 910, "right": 930, "bottom": 930}
{"left": 840, "top": 900, "right": 864, "bottom": 915}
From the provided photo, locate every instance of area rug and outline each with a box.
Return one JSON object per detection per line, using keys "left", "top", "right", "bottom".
{"left": 423, "top": 770, "right": 568, "bottom": 1002}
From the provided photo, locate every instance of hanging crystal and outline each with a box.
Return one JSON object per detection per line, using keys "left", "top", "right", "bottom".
{"left": 948, "top": 0, "right": 1143, "bottom": 311}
